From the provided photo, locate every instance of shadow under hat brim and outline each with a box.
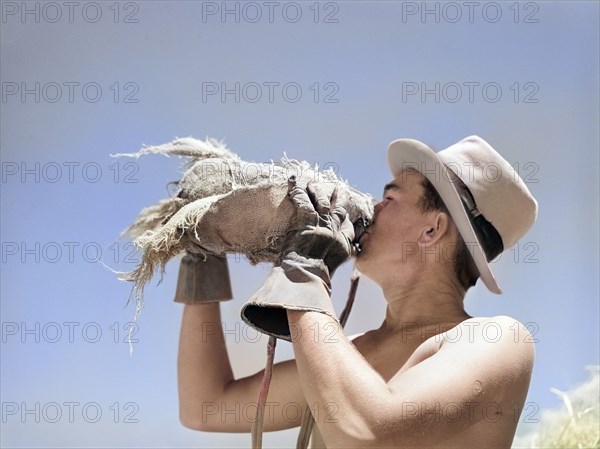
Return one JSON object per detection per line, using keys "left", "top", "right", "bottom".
{"left": 386, "top": 138, "right": 502, "bottom": 295}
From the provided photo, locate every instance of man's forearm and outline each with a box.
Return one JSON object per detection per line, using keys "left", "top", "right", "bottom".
{"left": 287, "top": 309, "right": 392, "bottom": 446}
{"left": 177, "top": 303, "right": 235, "bottom": 427}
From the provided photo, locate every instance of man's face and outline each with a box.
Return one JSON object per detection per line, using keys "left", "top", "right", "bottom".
{"left": 355, "top": 169, "right": 433, "bottom": 273}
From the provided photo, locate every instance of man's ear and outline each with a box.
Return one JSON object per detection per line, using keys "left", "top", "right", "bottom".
{"left": 419, "top": 212, "right": 450, "bottom": 246}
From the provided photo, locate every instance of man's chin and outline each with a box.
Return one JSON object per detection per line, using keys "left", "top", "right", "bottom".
{"left": 355, "top": 243, "right": 366, "bottom": 260}
{"left": 354, "top": 248, "right": 370, "bottom": 271}
{"left": 354, "top": 257, "right": 377, "bottom": 285}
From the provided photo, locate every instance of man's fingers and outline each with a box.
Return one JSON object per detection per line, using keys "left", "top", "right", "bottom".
{"left": 307, "top": 181, "right": 332, "bottom": 216}
{"left": 340, "top": 214, "right": 356, "bottom": 241}
{"left": 289, "top": 187, "right": 316, "bottom": 215}
{"left": 288, "top": 176, "right": 318, "bottom": 219}
{"left": 287, "top": 178, "right": 355, "bottom": 240}
{"left": 330, "top": 186, "right": 350, "bottom": 226}
{"left": 329, "top": 205, "right": 344, "bottom": 226}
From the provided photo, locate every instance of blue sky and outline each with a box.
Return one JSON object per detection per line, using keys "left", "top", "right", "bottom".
{"left": 1, "top": 1, "right": 598, "bottom": 447}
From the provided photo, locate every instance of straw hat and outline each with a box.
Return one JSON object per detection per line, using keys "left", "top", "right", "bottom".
{"left": 387, "top": 135, "right": 538, "bottom": 294}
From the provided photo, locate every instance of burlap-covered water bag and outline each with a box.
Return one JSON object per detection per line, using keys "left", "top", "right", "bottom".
{"left": 113, "top": 138, "right": 374, "bottom": 313}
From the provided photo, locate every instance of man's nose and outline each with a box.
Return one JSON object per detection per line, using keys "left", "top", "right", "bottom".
{"left": 373, "top": 200, "right": 385, "bottom": 219}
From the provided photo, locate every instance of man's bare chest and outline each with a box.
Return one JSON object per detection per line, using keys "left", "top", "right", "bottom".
{"left": 350, "top": 331, "right": 433, "bottom": 382}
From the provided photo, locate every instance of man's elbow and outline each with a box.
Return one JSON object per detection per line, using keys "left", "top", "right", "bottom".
{"left": 180, "top": 412, "right": 228, "bottom": 432}
{"left": 178, "top": 403, "right": 220, "bottom": 432}
{"left": 179, "top": 408, "right": 206, "bottom": 431}
{"left": 179, "top": 401, "right": 251, "bottom": 433}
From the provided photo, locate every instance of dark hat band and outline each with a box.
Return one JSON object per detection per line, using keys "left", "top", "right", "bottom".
{"left": 455, "top": 183, "right": 504, "bottom": 262}
{"left": 470, "top": 212, "right": 504, "bottom": 262}
{"left": 443, "top": 165, "right": 504, "bottom": 262}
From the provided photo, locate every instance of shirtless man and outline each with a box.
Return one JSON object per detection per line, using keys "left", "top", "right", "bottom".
{"left": 176, "top": 136, "right": 538, "bottom": 448}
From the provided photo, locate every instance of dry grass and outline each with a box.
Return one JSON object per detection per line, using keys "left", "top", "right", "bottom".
{"left": 515, "top": 365, "right": 599, "bottom": 448}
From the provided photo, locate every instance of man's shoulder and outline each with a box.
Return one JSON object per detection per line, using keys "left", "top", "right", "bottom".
{"left": 448, "top": 315, "right": 534, "bottom": 342}
{"left": 440, "top": 315, "right": 536, "bottom": 369}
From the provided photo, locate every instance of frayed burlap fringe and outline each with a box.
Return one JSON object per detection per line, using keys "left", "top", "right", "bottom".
{"left": 112, "top": 137, "right": 374, "bottom": 316}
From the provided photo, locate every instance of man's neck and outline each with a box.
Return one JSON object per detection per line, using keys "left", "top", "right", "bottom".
{"left": 377, "top": 275, "right": 470, "bottom": 337}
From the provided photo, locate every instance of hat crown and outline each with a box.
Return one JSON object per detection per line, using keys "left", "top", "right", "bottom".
{"left": 437, "top": 135, "right": 538, "bottom": 250}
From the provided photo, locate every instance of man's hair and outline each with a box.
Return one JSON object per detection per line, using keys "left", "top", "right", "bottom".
{"left": 417, "top": 176, "right": 478, "bottom": 290}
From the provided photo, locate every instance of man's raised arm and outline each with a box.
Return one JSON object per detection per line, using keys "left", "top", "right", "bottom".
{"left": 176, "top": 254, "right": 306, "bottom": 433}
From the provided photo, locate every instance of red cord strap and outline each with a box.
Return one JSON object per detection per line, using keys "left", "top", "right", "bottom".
{"left": 252, "top": 335, "right": 277, "bottom": 449}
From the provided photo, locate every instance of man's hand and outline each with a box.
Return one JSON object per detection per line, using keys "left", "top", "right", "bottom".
{"left": 240, "top": 176, "right": 357, "bottom": 341}
{"left": 282, "top": 175, "right": 356, "bottom": 276}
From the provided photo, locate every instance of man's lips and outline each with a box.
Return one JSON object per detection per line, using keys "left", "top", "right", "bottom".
{"left": 352, "top": 218, "right": 373, "bottom": 252}
{"left": 356, "top": 226, "right": 372, "bottom": 247}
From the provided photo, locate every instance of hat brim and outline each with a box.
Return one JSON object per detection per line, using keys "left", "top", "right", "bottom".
{"left": 387, "top": 139, "right": 502, "bottom": 294}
